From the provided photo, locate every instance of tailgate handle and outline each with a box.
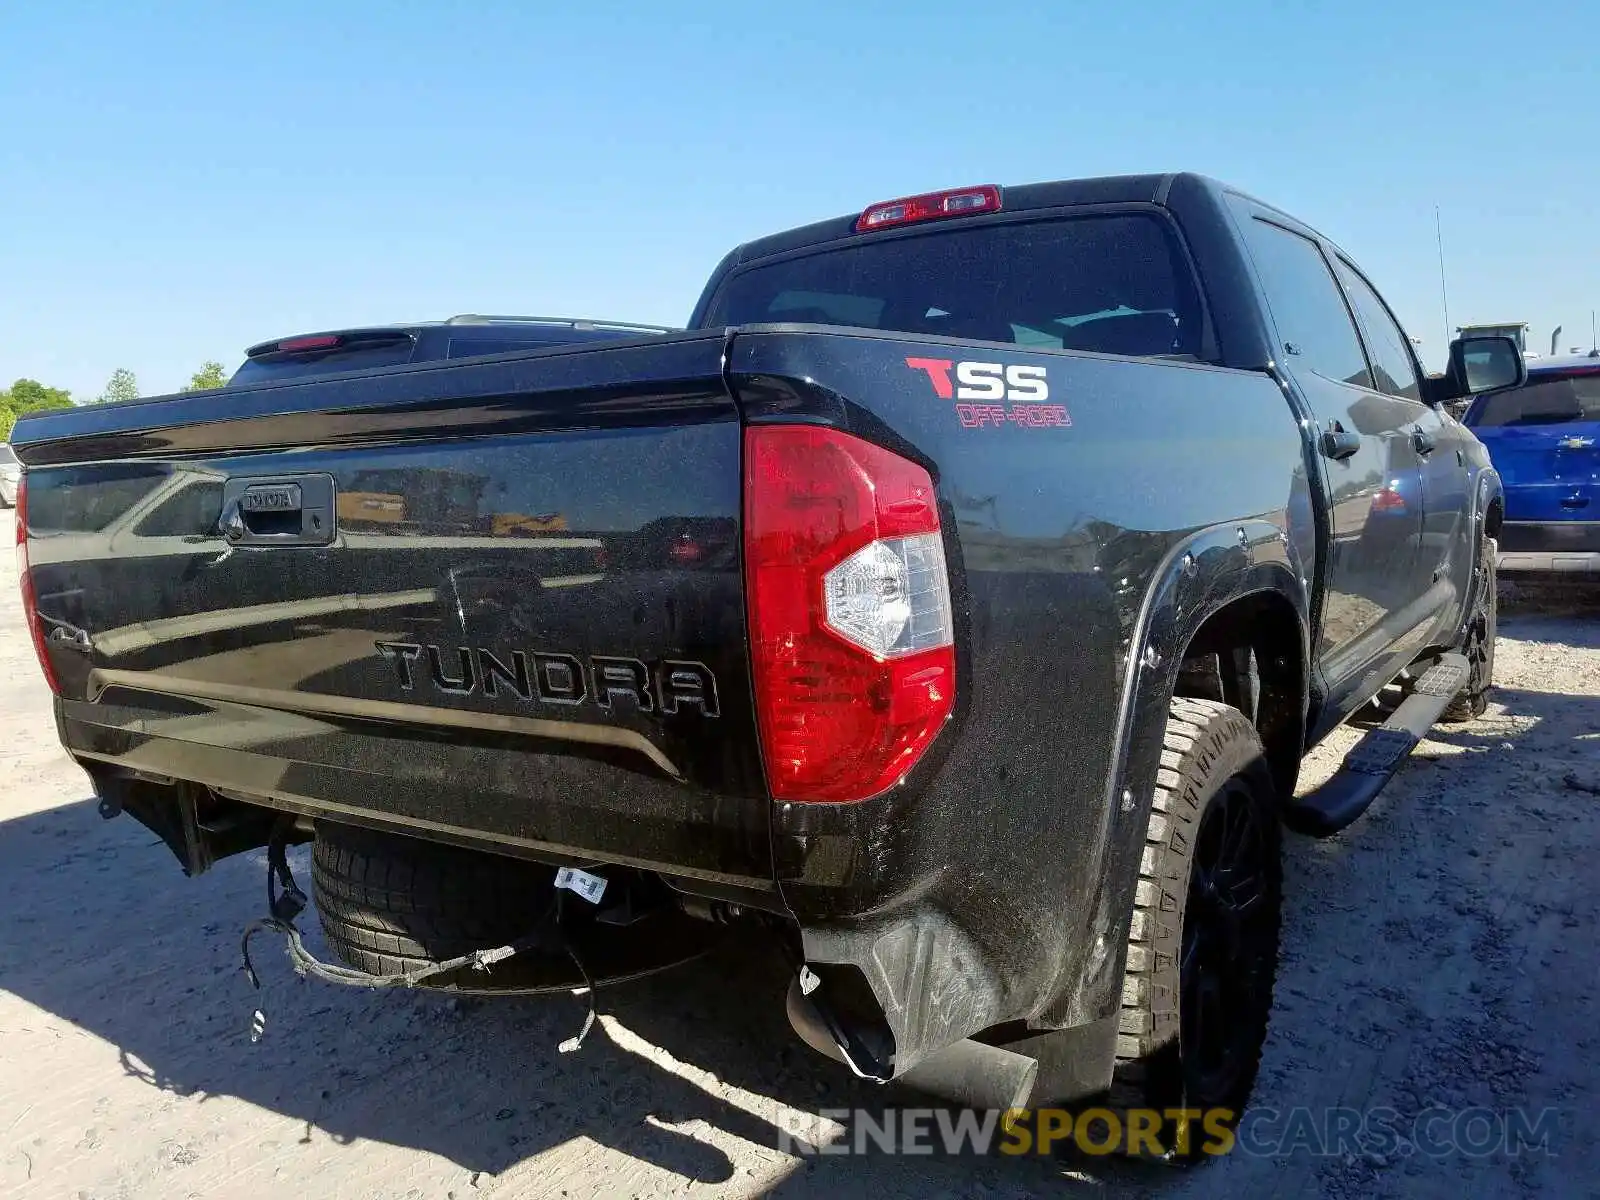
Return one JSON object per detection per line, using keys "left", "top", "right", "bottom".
{"left": 218, "top": 474, "right": 337, "bottom": 546}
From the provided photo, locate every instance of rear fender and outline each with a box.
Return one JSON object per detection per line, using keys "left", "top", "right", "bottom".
{"left": 791, "top": 519, "right": 1309, "bottom": 1083}
{"left": 1037, "top": 518, "right": 1309, "bottom": 1028}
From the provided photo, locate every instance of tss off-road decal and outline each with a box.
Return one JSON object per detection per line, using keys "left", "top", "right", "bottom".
{"left": 905, "top": 357, "right": 1072, "bottom": 429}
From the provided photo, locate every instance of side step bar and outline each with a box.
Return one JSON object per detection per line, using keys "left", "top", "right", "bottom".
{"left": 1284, "top": 653, "right": 1469, "bottom": 838}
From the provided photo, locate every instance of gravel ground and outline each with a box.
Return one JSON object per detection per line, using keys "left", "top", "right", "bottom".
{"left": 2, "top": 509, "right": 1596, "bottom": 1199}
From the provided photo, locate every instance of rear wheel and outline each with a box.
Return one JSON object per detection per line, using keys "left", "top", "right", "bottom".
{"left": 1110, "top": 697, "right": 1282, "bottom": 1158}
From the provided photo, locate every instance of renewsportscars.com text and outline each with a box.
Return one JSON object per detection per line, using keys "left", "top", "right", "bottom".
{"left": 777, "top": 1105, "right": 1562, "bottom": 1159}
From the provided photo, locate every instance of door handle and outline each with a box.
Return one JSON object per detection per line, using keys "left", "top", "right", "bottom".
{"left": 1412, "top": 427, "right": 1436, "bottom": 456}
{"left": 1320, "top": 425, "right": 1361, "bottom": 461}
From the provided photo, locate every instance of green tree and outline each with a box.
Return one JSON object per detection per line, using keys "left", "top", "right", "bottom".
{"left": 5, "top": 378, "right": 74, "bottom": 411}
{"left": 183, "top": 361, "right": 229, "bottom": 392}
{"left": 0, "top": 378, "right": 75, "bottom": 440}
{"left": 97, "top": 367, "right": 140, "bottom": 405}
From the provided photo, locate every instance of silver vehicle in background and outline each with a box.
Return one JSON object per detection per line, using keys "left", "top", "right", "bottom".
{"left": 0, "top": 444, "right": 20, "bottom": 507}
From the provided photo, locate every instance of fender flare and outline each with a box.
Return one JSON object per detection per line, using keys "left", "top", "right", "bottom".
{"left": 1037, "top": 517, "right": 1310, "bottom": 1027}
{"left": 1476, "top": 467, "right": 1504, "bottom": 538}
{"left": 1457, "top": 466, "right": 1503, "bottom": 639}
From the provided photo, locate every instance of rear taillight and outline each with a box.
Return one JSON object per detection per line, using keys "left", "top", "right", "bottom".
{"left": 15, "top": 476, "right": 60, "bottom": 694}
{"left": 744, "top": 425, "right": 955, "bottom": 803}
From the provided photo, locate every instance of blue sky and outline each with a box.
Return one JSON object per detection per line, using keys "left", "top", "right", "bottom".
{"left": 2, "top": 0, "right": 1594, "bottom": 399}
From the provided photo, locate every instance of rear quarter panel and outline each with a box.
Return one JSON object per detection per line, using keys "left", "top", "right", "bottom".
{"left": 729, "top": 327, "right": 1309, "bottom": 1040}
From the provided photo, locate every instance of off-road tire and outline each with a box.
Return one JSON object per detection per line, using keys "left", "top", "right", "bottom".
{"left": 311, "top": 821, "right": 559, "bottom": 983}
{"left": 1108, "top": 697, "right": 1282, "bottom": 1157}
{"left": 1441, "top": 531, "right": 1497, "bottom": 722}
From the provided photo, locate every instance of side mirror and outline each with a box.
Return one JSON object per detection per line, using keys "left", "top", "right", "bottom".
{"left": 1439, "top": 335, "right": 1527, "bottom": 400}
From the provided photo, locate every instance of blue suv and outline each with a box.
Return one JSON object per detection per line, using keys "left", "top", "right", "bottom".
{"left": 1465, "top": 352, "right": 1600, "bottom": 574}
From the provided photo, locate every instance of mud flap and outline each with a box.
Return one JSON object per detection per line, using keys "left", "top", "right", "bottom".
{"left": 797, "top": 911, "right": 1006, "bottom": 1079}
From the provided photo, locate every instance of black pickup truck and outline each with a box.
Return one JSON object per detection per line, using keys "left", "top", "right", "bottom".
{"left": 11, "top": 173, "right": 1525, "bottom": 1142}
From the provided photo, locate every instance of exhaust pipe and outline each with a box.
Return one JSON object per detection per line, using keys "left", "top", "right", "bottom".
{"left": 785, "top": 979, "right": 1038, "bottom": 1112}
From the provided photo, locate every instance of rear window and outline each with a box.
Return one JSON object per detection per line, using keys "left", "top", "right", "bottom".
{"left": 229, "top": 340, "right": 417, "bottom": 386}
{"left": 703, "top": 214, "right": 1207, "bottom": 359}
{"left": 1469, "top": 369, "right": 1600, "bottom": 427}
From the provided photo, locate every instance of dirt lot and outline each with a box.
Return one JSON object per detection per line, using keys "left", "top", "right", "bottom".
{"left": 2, "top": 509, "right": 1596, "bottom": 1199}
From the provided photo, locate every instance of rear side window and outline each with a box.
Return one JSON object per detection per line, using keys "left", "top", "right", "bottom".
{"left": 1470, "top": 370, "right": 1600, "bottom": 426}
{"left": 1238, "top": 218, "right": 1373, "bottom": 389}
{"left": 229, "top": 341, "right": 416, "bottom": 386}
{"left": 704, "top": 214, "right": 1207, "bottom": 359}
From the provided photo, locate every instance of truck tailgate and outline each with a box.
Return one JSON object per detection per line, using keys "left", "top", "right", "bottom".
{"left": 13, "top": 334, "right": 771, "bottom": 886}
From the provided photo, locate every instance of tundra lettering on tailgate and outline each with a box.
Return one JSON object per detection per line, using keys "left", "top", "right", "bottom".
{"left": 904, "top": 356, "right": 1072, "bottom": 430}
{"left": 375, "top": 642, "right": 720, "bottom": 717}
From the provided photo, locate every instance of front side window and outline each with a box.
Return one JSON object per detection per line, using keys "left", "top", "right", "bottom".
{"left": 1334, "top": 259, "right": 1422, "bottom": 401}
{"left": 1237, "top": 215, "right": 1373, "bottom": 390}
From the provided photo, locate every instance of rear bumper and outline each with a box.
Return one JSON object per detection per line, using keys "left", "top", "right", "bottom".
{"left": 57, "top": 694, "right": 778, "bottom": 896}
{"left": 61, "top": 676, "right": 1127, "bottom": 1096}
{"left": 68, "top": 705, "right": 1124, "bottom": 1104}
{"left": 1498, "top": 521, "right": 1600, "bottom": 574}
{"left": 1498, "top": 551, "right": 1600, "bottom": 574}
